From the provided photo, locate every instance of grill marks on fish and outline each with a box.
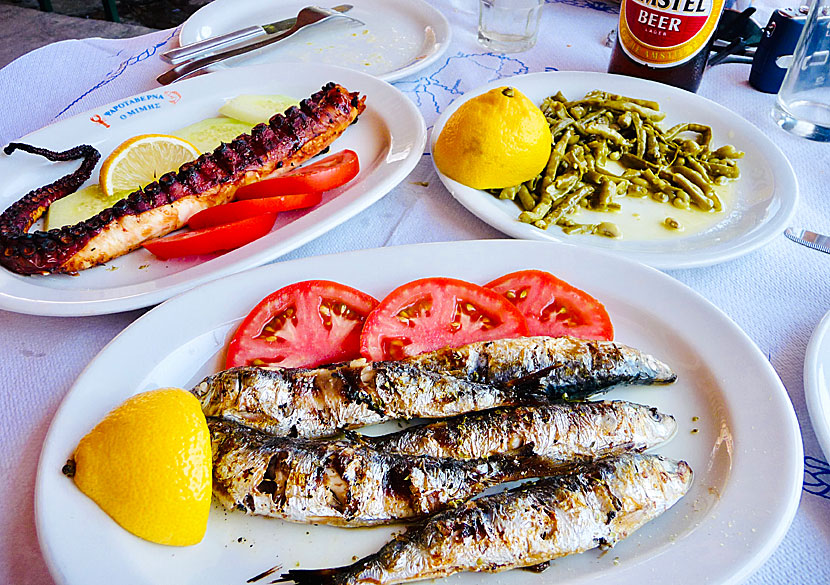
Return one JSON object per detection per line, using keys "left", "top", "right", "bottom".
{"left": 405, "top": 336, "right": 677, "bottom": 399}
{"left": 358, "top": 400, "right": 677, "bottom": 462}
{"left": 192, "top": 336, "right": 677, "bottom": 439}
{"left": 278, "top": 454, "right": 693, "bottom": 585}
{"left": 209, "top": 418, "right": 571, "bottom": 527}
{"left": 0, "top": 83, "right": 364, "bottom": 274}
{"left": 193, "top": 363, "right": 522, "bottom": 439}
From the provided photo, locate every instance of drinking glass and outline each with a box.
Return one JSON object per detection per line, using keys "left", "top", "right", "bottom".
{"left": 772, "top": 0, "right": 830, "bottom": 141}
{"left": 477, "top": 0, "right": 544, "bottom": 53}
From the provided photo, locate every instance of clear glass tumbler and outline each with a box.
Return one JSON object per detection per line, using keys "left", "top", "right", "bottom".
{"left": 477, "top": 0, "right": 544, "bottom": 53}
{"left": 772, "top": 0, "right": 830, "bottom": 141}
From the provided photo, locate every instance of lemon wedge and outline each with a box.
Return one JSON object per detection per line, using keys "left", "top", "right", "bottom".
{"left": 66, "top": 387, "right": 212, "bottom": 546}
{"left": 99, "top": 134, "right": 200, "bottom": 199}
{"left": 433, "top": 86, "right": 552, "bottom": 190}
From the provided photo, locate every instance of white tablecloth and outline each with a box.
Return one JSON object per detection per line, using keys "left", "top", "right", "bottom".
{"left": 1, "top": 0, "right": 829, "bottom": 583}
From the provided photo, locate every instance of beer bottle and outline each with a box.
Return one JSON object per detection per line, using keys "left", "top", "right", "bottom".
{"left": 608, "top": 0, "right": 727, "bottom": 92}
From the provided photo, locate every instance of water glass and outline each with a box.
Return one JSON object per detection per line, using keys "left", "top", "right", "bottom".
{"left": 478, "top": 0, "right": 544, "bottom": 53}
{"left": 772, "top": 0, "right": 830, "bottom": 141}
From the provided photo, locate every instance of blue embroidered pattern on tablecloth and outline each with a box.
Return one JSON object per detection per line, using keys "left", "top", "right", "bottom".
{"left": 394, "top": 51, "right": 530, "bottom": 123}
{"left": 56, "top": 29, "right": 177, "bottom": 119}
{"left": 804, "top": 456, "right": 830, "bottom": 499}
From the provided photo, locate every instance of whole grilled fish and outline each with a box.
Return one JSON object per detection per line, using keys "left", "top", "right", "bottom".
{"left": 210, "top": 418, "right": 569, "bottom": 527}
{"left": 406, "top": 336, "right": 677, "bottom": 398}
{"left": 193, "top": 336, "right": 675, "bottom": 439}
{"left": 358, "top": 400, "right": 676, "bottom": 461}
{"left": 279, "top": 453, "right": 693, "bottom": 584}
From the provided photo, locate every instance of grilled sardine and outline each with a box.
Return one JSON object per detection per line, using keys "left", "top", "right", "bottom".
{"left": 193, "top": 336, "right": 675, "bottom": 439}
{"left": 358, "top": 400, "right": 676, "bottom": 461}
{"left": 406, "top": 336, "right": 677, "bottom": 398}
{"left": 210, "top": 418, "right": 571, "bottom": 527}
{"left": 279, "top": 453, "right": 693, "bottom": 584}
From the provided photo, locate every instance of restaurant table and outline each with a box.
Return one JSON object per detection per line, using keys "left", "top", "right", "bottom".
{"left": 1, "top": 0, "right": 828, "bottom": 583}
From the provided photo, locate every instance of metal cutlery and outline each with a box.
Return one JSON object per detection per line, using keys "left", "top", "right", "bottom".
{"left": 157, "top": 5, "right": 363, "bottom": 85}
{"left": 160, "top": 4, "right": 353, "bottom": 65}
{"left": 784, "top": 227, "right": 830, "bottom": 254}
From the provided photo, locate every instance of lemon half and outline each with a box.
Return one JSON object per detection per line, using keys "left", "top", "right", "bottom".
{"left": 99, "top": 134, "right": 200, "bottom": 199}
{"left": 433, "top": 86, "right": 551, "bottom": 190}
{"left": 68, "top": 387, "right": 212, "bottom": 546}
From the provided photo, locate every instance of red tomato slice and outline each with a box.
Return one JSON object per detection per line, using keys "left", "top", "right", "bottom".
{"left": 234, "top": 150, "right": 359, "bottom": 198}
{"left": 485, "top": 270, "right": 613, "bottom": 340}
{"left": 142, "top": 214, "right": 276, "bottom": 260}
{"left": 188, "top": 193, "right": 322, "bottom": 229}
{"left": 226, "top": 280, "right": 378, "bottom": 369}
{"left": 360, "top": 277, "right": 529, "bottom": 361}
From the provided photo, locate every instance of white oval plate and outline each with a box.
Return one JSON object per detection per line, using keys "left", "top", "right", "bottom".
{"left": 0, "top": 63, "right": 425, "bottom": 316}
{"left": 36, "top": 239, "right": 802, "bottom": 585}
{"left": 179, "top": 0, "right": 452, "bottom": 82}
{"left": 805, "top": 309, "right": 830, "bottom": 460}
{"left": 430, "top": 71, "right": 799, "bottom": 270}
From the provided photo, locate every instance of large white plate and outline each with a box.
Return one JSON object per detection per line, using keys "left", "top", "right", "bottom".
{"left": 430, "top": 72, "right": 799, "bottom": 270}
{"left": 805, "top": 309, "right": 830, "bottom": 460}
{"left": 179, "top": 0, "right": 452, "bottom": 82}
{"left": 36, "top": 240, "right": 802, "bottom": 585}
{"left": 0, "top": 63, "right": 425, "bottom": 316}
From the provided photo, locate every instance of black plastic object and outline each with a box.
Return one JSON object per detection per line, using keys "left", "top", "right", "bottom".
{"left": 750, "top": 8, "right": 808, "bottom": 93}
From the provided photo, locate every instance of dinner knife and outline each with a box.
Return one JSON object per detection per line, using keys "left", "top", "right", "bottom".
{"left": 157, "top": 6, "right": 362, "bottom": 85}
{"left": 161, "top": 4, "right": 353, "bottom": 65}
{"left": 784, "top": 227, "right": 830, "bottom": 254}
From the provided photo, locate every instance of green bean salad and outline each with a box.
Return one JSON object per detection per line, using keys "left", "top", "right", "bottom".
{"left": 490, "top": 90, "right": 744, "bottom": 238}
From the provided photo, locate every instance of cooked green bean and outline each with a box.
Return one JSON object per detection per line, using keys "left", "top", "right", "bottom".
{"left": 493, "top": 88, "right": 741, "bottom": 238}
{"left": 672, "top": 173, "right": 712, "bottom": 210}
{"left": 498, "top": 185, "right": 521, "bottom": 200}
{"left": 517, "top": 184, "right": 536, "bottom": 210}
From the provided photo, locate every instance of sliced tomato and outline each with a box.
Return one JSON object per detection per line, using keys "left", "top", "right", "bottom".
{"left": 226, "top": 280, "right": 379, "bottom": 369}
{"left": 142, "top": 213, "right": 276, "bottom": 260}
{"left": 485, "top": 270, "right": 613, "bottom": 340}
{"left": 234, "top": 150, "right": 359, "bottom": 198}
{"left": 188, "top": 193, "right": 322, "bottom": 229}
{"left": 360, "top": 277, "right": 529, "bottom": 361}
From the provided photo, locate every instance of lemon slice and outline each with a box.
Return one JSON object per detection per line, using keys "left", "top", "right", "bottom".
{"left": 218, "top": 94, "right": 299, "bottom": 125}
{"left": 99, "top": 134, "right": 200, "bottom": 199}
{"left": 173, "top": 117, "right": 254, "bottom": 154}
{"left": 67, "top": 387, "right": 212, "bottom": 546}
{"left": 45, "top": 184, "right": 124, "bottom": 231}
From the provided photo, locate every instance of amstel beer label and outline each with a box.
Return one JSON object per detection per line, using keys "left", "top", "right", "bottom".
{"left": 618, "top": 0, "right": 726, "bottom": 67}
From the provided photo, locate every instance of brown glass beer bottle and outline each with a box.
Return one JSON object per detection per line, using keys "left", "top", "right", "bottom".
{"left": 608, "top": 0, "right": 727, "bottom": 92}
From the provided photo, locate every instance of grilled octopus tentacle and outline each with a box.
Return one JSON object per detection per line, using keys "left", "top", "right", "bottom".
{"left": 0, "top": 144, "right": 101, "bottom": 272}
{"left": 0, "top": 82, "right": 365, "bottom": 275}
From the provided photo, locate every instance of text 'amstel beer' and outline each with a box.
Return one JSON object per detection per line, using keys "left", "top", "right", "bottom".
{"left": 619, "top": 0, "right": 725, "bottom": 67}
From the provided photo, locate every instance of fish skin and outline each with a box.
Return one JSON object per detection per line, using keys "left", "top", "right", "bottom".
{"left": 192, "top": 336, "right": 676, "bottom": 439}
{"left": 193, "top": 363, "right": 512, "bottom": 439}
{"left": 359, "top": 400, "right": 677, "bottom": 461}
{"left": 279, "top": 453, "right": 693, "bottom": 585}
{"left": 405, "top": 336, "right": 678, "bottom": 400}
{"left": 209, "top": 418, "right": 570, "bottom": 527}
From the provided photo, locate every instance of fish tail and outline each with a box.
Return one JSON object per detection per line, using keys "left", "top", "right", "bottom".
{"left": 275, "top": 567, "right": 348, "bottom": 585}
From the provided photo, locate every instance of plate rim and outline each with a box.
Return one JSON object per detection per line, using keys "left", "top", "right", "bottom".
{"left": 34, "top": 238, "right": 803, "bottom": 585}
{"left": 0, "top": 62, "right": 426, "bottom": 317}
{"left": 805, "top": 308, "right": 830, "bottom": 461}
{"left": 428, "top": 70, "right": 799, "bottom": 270}
{"left": 177, "top": 0, "right": 453, "bottom": 83}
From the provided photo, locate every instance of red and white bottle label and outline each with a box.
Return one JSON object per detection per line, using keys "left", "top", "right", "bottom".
{"left": 618, "top": 0, "right": 726, "bottom": 67}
